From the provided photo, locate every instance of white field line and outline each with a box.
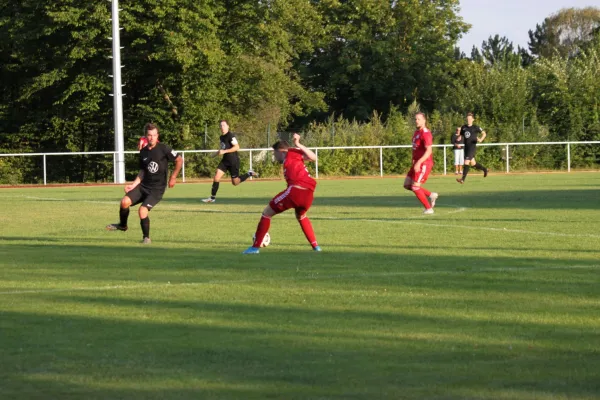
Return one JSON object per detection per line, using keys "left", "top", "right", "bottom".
{"left": 0, "top": 264, "right": 597, "bottom": 296}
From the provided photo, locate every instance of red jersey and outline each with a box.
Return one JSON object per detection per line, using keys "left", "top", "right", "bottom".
{"left": 283, "top": 148, "right": 317, "bottom": 192}
{"left": 412, "top": 127, "right": 433, "bottom": 164}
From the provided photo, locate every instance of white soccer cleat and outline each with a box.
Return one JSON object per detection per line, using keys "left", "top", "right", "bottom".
{"left": 429, "top": 192, "right": 438, "bottom": 208}
{"left": 202, "top": 197, "right": 216, "bottom": 203}
{"left": 423, "top": 208, "right": 434, "bottom": 215}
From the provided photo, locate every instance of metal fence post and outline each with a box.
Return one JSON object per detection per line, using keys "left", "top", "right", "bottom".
{"left": 181, "top": 151, "right": 186, "bottom": 183}
{"left": 506, "top": 145, "right": 510, "bottom": 173}
{"left": 567, "top": 143, "right": 571, "bottom": 172}
{"left": 315, "top": 149, "right": 319, "bottom": 179}
{"left": 443, "top": 146, "right": 447, "bottom": 176}
{"left": 43, "top": 154, "right": 47, "bottom": 185}
{"left": 249, "top": 150, "right": 253, "bottom": 180}
{"left": 379, "top": 147, "right": 383, "bottom": 177}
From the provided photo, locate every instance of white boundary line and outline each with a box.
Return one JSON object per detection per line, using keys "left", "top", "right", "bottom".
{"left": 0, "top": 264, "right": 597, "bottom": 296}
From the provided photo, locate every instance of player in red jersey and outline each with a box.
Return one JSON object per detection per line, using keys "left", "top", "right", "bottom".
{"left": 404, "top": 112, "right": 438, "bottom": 214}
{"left": 243, "top": 133, "right": 321, "bottom": 254}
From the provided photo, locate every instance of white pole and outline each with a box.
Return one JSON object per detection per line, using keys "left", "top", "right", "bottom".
{"left": 111, "top": 0, "right": 125, "bottom": 184}
{"left": 249, "top": 150, "right": 253, "bottom": 179}
{"left": 43, "top": 154, "right": 47, "bottom": 185}
{"left": 443, "top": 146, "right": 447, "bottom": 176}
{"left": 181, "top": 152, "right": 185, "bottom": 183}
{"left": 506, "top": 145, "right": 510, "bottom": 173}
{"left": 567, "top": 143, "right": 571, "bottom": 172}
{"left": 315, "top": 149, "right": 319, "bottom": 179}
{"left": 379, "top": 147, "right": 383, "bottom": 177}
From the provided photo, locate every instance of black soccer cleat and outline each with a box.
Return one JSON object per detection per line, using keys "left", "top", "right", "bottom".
{"left": 456, "top": 178, "right": 464, "bottom": 184}
{"left": 106, "top": 223, "right": 128, "bottom": 231}
{"left": 483, "top": 168, "right": 488, "bottom": 178}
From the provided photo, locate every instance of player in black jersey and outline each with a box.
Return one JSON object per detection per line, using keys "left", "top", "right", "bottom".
{"left": 202, "top": 120, "right": 257, "bottom": 203}
{"left": 457, "top": 113, "right": 488, "bottom": 184}
{"left": 106, "top": 123, "right": 182, "bottom": 244}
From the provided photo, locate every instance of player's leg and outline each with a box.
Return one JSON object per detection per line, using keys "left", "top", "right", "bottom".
{"left": 407, "top": 165, "right": 435, "bottom": 212}
{"left": 137, "top": 192, "right": 162, "bottom": 244}
{"left": 295, "top": 190, "right": 320, "bottom": 251}
{"left": 230, "top": 159, "right": 256, "bottom": 186}
{"left": 244, "top": 188, "right": 291, "bottom": 254}
{"left": 458, "top": 147, "right": 475, "bottom": 183}
{"left": 106, "top": 187, "right": 141, "bottom": 231}
{"left": 471, "top": 157, "right": 488, "bottom": 177}
{"left": 203, "top": 166, "right": 225, "bottom": 202}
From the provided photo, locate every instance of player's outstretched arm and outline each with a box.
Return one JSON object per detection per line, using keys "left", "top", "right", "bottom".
{"left": 169, "top": 156, "right": 183, "bottom": 188}
{"left": 292, "top": 133, "right": 317, "bottom": 162}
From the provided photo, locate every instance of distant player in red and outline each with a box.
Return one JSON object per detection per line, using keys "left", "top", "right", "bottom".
{"left": 243, "top": 133, "right": 321, "bottom": 254}
{"left": 404, "top": 112, "right": 438, "bottom": 214}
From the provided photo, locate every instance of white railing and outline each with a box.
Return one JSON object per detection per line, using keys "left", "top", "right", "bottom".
{"left": 1, "top": 141, "right": 599, "bottom": 185}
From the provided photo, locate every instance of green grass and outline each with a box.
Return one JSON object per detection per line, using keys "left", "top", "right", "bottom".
{"left": 1, "top": 172, "right": 599, "bottom": 399}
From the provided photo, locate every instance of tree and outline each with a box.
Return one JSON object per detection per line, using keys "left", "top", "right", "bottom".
{"left": 528, "top": 7, "right": 600, "bottom": 59}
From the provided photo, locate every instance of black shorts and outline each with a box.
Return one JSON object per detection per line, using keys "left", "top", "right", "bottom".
{"left": 126, "top": 186, "right": 163, "bottom": 210}
{"left": 217, "top": 157, "right": 240, "bottom": 179}
{"left": 464, "top": 146, "right": 477, "bottom": 161}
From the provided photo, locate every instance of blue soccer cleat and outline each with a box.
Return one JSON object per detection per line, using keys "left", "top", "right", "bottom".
{"left": 313, "top": 246, "right": 322, "bottom": 252}
{"left": 243, "top": 246, "right": 260, "bottom": 254}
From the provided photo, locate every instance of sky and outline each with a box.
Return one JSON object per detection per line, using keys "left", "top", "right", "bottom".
{"left": 457, "top": 0, "right": 600, "bottom": 53}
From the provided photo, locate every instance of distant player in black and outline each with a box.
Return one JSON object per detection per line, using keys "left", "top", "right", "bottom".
{"left": 457, "top": 113, "right": 488, "bottom": 184}
{"left": 202, "top": 120, "right": 257, "bottom": 203}
{"left": 106, "top": 123, "right": 183, "bottom": 244}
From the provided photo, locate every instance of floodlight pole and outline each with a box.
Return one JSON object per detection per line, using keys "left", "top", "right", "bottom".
{"left": 111, "top": 0, "right": 125, "bottom": 183}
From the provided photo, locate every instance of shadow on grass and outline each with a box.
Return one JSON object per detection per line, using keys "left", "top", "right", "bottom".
{"left": 1, "top": 240, "right": 600, "bottom": 398}
{"left": 165, "top": 188, "right": 600, "bottom": 210}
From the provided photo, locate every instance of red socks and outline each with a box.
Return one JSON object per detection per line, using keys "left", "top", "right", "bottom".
{"left": 299, "top": 216, "right": 318, "bottom": 248}
{"left": 412, "top": 186, "right": 431, "bottom": 209}
{"left": 253, "top": 215, "right": 271, "bottom": 247}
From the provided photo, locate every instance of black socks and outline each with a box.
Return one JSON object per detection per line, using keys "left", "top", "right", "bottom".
{"left": 119, "top": 207, "right": 129, "bottom": 227}
{"left": 211, "top": 182, "right": 220, "bottom": 199}
{"left": 140, "top": 217, "right": 150, "bottom": 239}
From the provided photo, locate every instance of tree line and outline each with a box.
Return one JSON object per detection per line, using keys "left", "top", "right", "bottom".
{"left": 1, "top": 1, "right": 599, "bottom": 182}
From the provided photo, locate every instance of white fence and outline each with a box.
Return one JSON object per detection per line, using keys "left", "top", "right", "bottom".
{"left": 1, "top": 141, "right": 599, "bottom": 185}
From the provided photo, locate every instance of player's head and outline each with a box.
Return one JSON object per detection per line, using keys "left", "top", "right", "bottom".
{"left": 466, "top": 112, "right": 474, "bottom": 125}
{"left": 219, "top": 120, "right": 229, "bottom": 134}
{"left": 272, "top": 140, "right": 290, "bottom": 163}
{"left": 415, "top": 112, "right": 427, "bottom": 129}
{"left": 144, "top": 123, "right": 159, "bottom": 147}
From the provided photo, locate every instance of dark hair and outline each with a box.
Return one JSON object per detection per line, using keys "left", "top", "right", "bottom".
{"left": 415, "top": 112, "right": 427, "bottom": 120}
{"left": 466, "top": 112, "right": 474, "bottom": 117}
{"left": 272, "top": 140, "right": 290, "bottom": 151}
{"left": 219, "top": 120, "right": 229, "bottom": 125}
{"left": 144, "top": 122, "right": 159, "bottom": 134}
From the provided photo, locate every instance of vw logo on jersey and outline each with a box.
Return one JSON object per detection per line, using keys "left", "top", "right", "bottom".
{"left": 464, "top": 131, "right": 471, "bottom": 138}
{"left": 147, "top": 161, "right": 159, "bottom": 174}
{"left": 220, "top": 142, "right": 226, "bottom": 150}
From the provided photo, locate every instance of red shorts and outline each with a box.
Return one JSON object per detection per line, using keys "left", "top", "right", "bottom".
{"left": 269, "top": 186, "right": 314, "bottom": 216}
{"left": 407, "top": 163, "right": 433, "bottom": 184}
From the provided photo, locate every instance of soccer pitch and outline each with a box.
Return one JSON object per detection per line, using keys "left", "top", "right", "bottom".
{"left": 1, "top": 173, "right": 599, "bottom": 399}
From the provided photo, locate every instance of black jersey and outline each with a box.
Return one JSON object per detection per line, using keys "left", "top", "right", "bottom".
{"left": 219, "top": 131, "right": 240, "bottom": 162}
{"left": 460, "top": 125, "right": 483, "bottom": 146}
{"left": 139, "top": 142, "right": 179, "bottom": 192}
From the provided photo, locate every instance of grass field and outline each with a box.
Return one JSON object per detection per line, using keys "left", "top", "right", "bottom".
{"left": 1, "top": 172, "right": 599, "bottom": 400}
